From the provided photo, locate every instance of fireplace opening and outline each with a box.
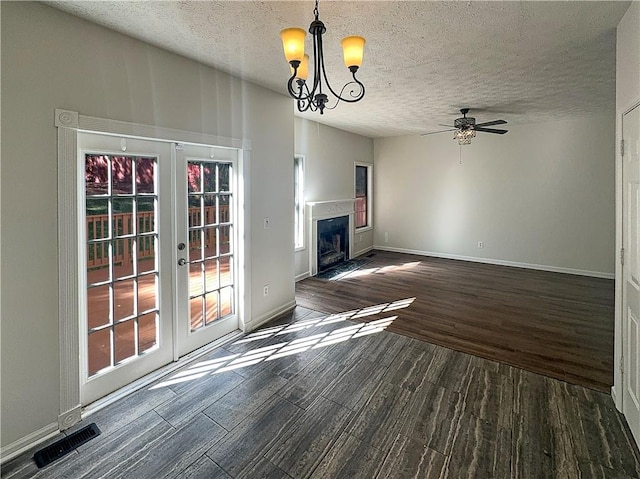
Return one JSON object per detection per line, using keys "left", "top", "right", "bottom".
{"left": 317, "top": 215, "right": 349, "bottom": 274}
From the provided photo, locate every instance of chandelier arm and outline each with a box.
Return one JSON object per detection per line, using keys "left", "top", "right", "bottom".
{"left": 317, "top": 43, "right": 365, "bottom": 103}
{"left": 311, "top": 29, "right": 323, "bottom": 97}
{"left": 295, "top": 82, "right": 317, "bottom": 112}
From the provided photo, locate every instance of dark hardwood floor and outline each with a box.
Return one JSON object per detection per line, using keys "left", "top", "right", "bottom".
{"left": 3, "top": 306, "right": 638, "bottom": 478}
{"left": 296, "top": 250, "right": 615, "bottom": 392}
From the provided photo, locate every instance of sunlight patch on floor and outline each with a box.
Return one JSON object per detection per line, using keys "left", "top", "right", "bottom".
{"left": 150, "top": 298, "right": 415, "bottom": 390}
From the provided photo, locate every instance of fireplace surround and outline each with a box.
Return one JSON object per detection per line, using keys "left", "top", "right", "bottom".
{"left": 307, "top": 199, "right": 355, "bottom": 276}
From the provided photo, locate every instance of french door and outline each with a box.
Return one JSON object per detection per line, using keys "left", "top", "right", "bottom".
{"left": 79, "top": 133, "right": 239, "bottom": 405}
{"left": 175, "top": 144, "right": 239, "bottom": 356}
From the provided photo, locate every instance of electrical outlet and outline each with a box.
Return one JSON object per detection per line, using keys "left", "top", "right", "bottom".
{"left": 478, "top": 241, "right": 484, "bottom": 249}
{"left": 263, "top": 284, "right": 269, "bottom": 296}
{"left": 263, "top": 217, "right": 270, "bottom": 229}
{"left": 384, "top": 232, "right": 389, "bottom": 243}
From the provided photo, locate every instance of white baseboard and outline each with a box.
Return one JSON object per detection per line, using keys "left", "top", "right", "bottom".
{"left": 1, "top": 422, "right": 60, "bottom": 465}
{"left": 353, "top": 245, "right": 374, "bottom": 258}
{"left": 611, "top": 386, "right": 622, "bottom": 412}
{"left": 373, "top": 246, "right": 615, "bottom": 279}
{"left": 295, "top": 271, "right": 311, "bottom": 282}
{"left": 246, "top": 300, "right": 297, "bottom": 332}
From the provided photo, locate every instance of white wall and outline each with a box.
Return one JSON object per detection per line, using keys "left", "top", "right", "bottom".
{"left": 614, "top": 1, "right": 640, "bottom": 410}
{"left": 1, "top": 2, "right": 294, "bottom": 449}
{"left": 374, "top": 115, "right": 615, "bottom": 276}
{"left": 294, "top": 117, "right": 374, "bottom": 278}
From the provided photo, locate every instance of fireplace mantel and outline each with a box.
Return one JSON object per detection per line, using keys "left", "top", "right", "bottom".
{"left": 307, "top": 200, "right": 355, "bottom": 276}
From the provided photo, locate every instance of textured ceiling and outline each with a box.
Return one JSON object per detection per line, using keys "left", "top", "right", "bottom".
{"left": 45, "top": 1, "right": 630, "bottom": 138}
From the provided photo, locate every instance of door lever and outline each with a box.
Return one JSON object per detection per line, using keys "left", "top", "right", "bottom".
{"left": 178, "top": 258, "right": 188, "bottom": 266}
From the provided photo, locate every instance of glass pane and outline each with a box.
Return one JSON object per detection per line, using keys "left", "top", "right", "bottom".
{"left": 86, "top": 199, "right": 109, "bottom": 239}
{"left": 220, "top": 256, "right": 232, "bottom": 287}
{"left": 356, "top": 165, "right": 367, "bottom": 197}
{"left": 205, "top": 292, "right": 219, "bottom": 325}
{"left": 138, "top": 235, "right": 155, "bottom": 264}
{"left": 204, "top": 195, "right": 216, "bottom": 225}
{"left": 205, "top": 227, "right": 217, "bottom": 258}
{"left": 112, "top": 156, "right": 133, "bottom": 195}
{"left": 219, "top": 226, "right": 231, "bottom": 255}
{"left": 136, "top": 158, "right": 155, "bottom": 194}
{"left": 189, "top": 231, "right": 203, "bottom": 262}
{"left": 85, "top": 155, "right": 109, "bottom": 196}
{"left": 114, "top": 240, "right": 134, "bottom": 280}
{"left": 138, "top": 313, "right": 157, "bottom": 353}
{"left": 190, "top": 297, "right": 203, "bottom": 331}
{"left": 355, "top": 196, "right": 367, "bottom": 228}
{"left": 204, "top": 259, "right": 219, "bottom": 292}
{"left": 113, "top": 197, "right": 133, "bottom": 218}
{"left": 87, "top": 284, "right": 110, "bottom": 329}
{"left": 138, "top": 198, "right": 155, "bottom": 233}
{"left": 114, "top": 279, "right": 135, "bottom": 321}
{"left": 203, "top": 164, "right": 217, "bottom": 193}
{"left": 88, "top": 328, "right": 111, "bottom": 376}
{"left": 113, "top": 216, "right": 126, "bottom": 238}
{"left": 138, "top": 274, "right": 157, "bottom": 314}
{"left": 219, "top": 163, "right": 231, "bottom": 192}
{"left": 138, "top": 241, "right": 156, "bottom": 274}
{"left": 188, "top": 197, "right": 202, "bottom": 227}
{"left": 219, "top": 195, "right": 231, "bottom": 223}
{"left": 91, "top": 240, "right": 109, "bottom": 263}
{"left": 88, "top": 264, "right": 110, "bottom": 285}
{"left": 220, "top": 287, "right": 233, "bottom": 317}
{"left": 189, "top": 262, "right": 204, "bottom": 296}
{"left": 114, "top": 320, "right": 136, "bottom": 363}
{"left": 187, "top": 162, "right": 201, "bottom": 193}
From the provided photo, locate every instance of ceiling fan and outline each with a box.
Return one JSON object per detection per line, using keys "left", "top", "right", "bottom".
{"left": 422, "top": 108, "right": 508, "bottom": 145}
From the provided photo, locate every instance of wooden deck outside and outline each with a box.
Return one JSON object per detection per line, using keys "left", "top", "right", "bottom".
{"left": 86, "top": 255, "right": 232, "bottom": 376}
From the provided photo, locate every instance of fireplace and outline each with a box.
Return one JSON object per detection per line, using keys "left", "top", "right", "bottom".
{"left": 307, "top": 199, "right": 355, "bottom": 277}
{"left": 317, "top": 215, "right": 349, "bottom": 273}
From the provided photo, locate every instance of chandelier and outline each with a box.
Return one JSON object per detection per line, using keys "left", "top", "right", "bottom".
{"left": 280, "top": 0, "right": 366, "bottom": 114}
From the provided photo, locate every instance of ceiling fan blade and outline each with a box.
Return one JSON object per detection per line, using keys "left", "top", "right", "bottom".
{"left": 438, "top": 124, "right": 455, "bottom": 128}
{"left": 421, "top": 128, "right": 457, "bottom": 136}
{"left": 474, "top": 119, "right": 507, "bottom": 128}
{"left": 474, "top": 127, "right": 508, "bottom": 134}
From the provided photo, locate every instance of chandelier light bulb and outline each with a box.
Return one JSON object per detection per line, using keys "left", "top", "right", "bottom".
{"left": 341, "top": 36, "right": 366, "bottom": 69}
{"left": 280, "top": 28, "right": 306, "bottom": 63}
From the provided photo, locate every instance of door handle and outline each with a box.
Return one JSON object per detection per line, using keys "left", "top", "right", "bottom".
{"left": 178, "top": 258, "right": 188, "bottom": 266}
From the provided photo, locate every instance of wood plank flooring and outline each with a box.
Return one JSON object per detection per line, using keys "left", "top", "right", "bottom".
{"left": 296, "top": 250, "right": 615, "bottom": 391}
{"left": 2, "top": 306, "right": 638, "bottom": 479}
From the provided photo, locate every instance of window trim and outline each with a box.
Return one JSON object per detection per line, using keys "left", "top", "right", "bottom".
{"left": 294, "top": 154, "right": 306, "bottom": 251}
{"left": 354, "top": 162, "right": 373, "bottom": 232}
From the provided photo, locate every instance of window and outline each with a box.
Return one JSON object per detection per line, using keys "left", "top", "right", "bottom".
{"left": 355, "top": 163, "right": 372, "bottom": 229}
{"left": 294, "top": 155, "right": 305, "bottom": 249}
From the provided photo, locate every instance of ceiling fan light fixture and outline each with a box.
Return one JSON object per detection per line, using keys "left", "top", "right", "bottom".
{"left": 455, "top": 129, "right": 476, "bottom": 145}
{"left": 281, "top": 0, "right": 365, "bottom": 114}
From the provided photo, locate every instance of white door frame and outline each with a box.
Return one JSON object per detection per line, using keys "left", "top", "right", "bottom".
{"left": 55, "top": 109, "right": 251, "bottom": 431}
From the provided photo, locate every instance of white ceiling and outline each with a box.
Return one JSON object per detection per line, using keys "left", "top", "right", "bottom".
{"left": 45, "top": 1, "right": 630, "bottom": 138}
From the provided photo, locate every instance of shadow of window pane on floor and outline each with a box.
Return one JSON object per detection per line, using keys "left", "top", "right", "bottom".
{"left": 149, "top": 298, "right": 416, "bottom": 390}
